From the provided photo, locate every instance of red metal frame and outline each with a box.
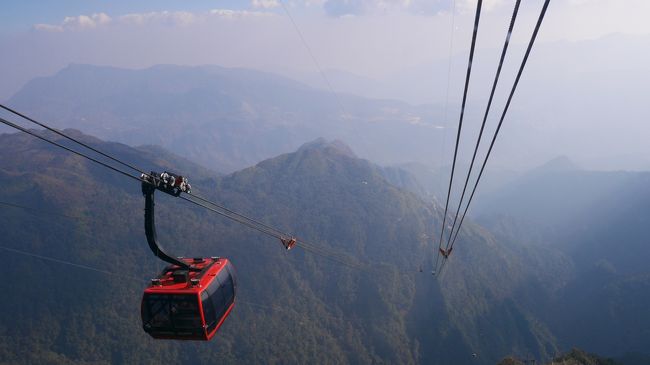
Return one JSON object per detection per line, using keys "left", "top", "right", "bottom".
{"left": 143, "top": 257, "right": 235, "bottom": 341}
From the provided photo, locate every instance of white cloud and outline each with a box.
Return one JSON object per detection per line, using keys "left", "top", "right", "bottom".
{"left": 457, "top": 0, "right": 504, "bottom": 13}
{"left": 32, "top": 9, "right": 272, "bottom": 32}
{"left": 34, "top": 13, "right": 112, "bottom": 32}
{"left": 318, "top": 0, "right": 506, "bottom": 17}
{"left": 252, "top": 0, "right": 281, "bottom": 9}
{"left": 209, "top": 9, "right": 272, "bottom": 19}
{"left": 33, "top": 23, "right": 64, "bottom": 32}
{"left": 33, "top": 13, "right": 112, "bottom": 32}
{"left": 63, "top": 13, "right": 112, "bottom": 29}
{"left": 119, "top": 11, "right": 197, "bottom": 27}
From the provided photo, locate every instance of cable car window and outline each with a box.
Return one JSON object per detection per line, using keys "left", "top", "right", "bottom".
{"left": 226, "top": 263, "right": 237, "bottom": 290}
{"left": 142, "top": 294, "right": 203, "bottom": 337}
{"left": 143, "top": 294, "right": 172, "bottom": 329}
{"left": 171, "top": 295, "right": 202, "bottom": 330}
{"left": 208, "top": 276, "right": 226, "bottom": 318}
{"left": 217, "top": 269, "right": 234, "bottom": 305}
{"left": 206, "top": 276, "right": 221, "bottom": 304}
{"left": 201, "top": 291, "right": 217, "bottom": 333}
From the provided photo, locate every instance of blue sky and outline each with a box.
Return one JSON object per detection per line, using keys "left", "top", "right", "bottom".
{"left": 2, "top": 0, "right": 251, "bottom": 33}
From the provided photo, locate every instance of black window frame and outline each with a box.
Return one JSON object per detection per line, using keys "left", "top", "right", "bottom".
{"left": 142, "top": 293, "right": 204, "bottom": 339}
{"left": 201, "top": 291, "right": 218, "bottom": 333}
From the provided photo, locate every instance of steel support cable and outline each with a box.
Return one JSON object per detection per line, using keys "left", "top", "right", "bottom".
{"left": 433, "top": 0, "right": 458, "bottom": 272}
{"left": 2, "top": 23, "right": 398, "bottom": 272}
{"left": 179, "top": 195, "right": 285, "bottom": 240}
{"left": 296, "top": 243, "right": 362, "bottom": 267}
{"left": 0, "top": 200, "right": 84, "bottom": 220}
{"left": 0, "top": 116, "right": 144, "bottom": 183}
{"left": 180, "top": 198, "right": 357, "bottom": 269}
{"left": 0, "top": 241, "right": 334, "bottom": 319}
{"left": 2, "top": 241, "right": 401, "bottom": 329}
{"left": 0, "top": 111, "right": 292, "bottom": 240}
{"left": 0, "top": 105, "right": 295, "bottom": 243}
{"left": 278, "top": 1, "right": 348, "bottom": 118}
{"left": 3, "top": 103, "right": 370, "bottom": 267}
{"left": 447, "top": 0, "right": 551, "bottom": 253}
{"left": 1, "top": 241, "right": 369, "bottom": 323}
{"left": 297, "top": 247, "right": 371, "bottom": 274}
{"left": 444, "top": 0, "right": 522, "bottom": 251}
{"left": 0, "top": 114, "right": 405, "bottom": 275}
{"left": 0, "top": 104, "right": 151, "bottom": 179}
{"left": 0, "top": 116, "right": 292, "bottom": 245}
{"left": 185, "top": 195, "right": 368, "bottom": 272}
{"left": 436, "top": 254, "right": 451, "bottom": 280}
{"left": 184, "top": 194, "right": 365, "bottom": 267}
{"left": 187, "top": 192, "right": 291, "bottom": 238}
{"left": 0, "top": 115, "right": 369, "bottom": 273}
{"left": 434, "top": 0, "right": 483, "bottom": 275}
{"left": 182, "top": 195, "right": 368, "bottom": 271}
{"left": 186, "top": 193, "right": 375, "bottom": 267}
{"left": 277, "top": 0, "right": 380, "bottom": 165}
{"left": 293, "top": 239, "right": 370, "bottom": 272}
{"left": 3, "top": 196, "right": 371, "bottom": 277}
{"left": 0, "top": 245, "right": 143, "bottom": 281}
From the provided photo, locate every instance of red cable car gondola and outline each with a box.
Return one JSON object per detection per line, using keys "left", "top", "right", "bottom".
{"left": 139, "top": 172, "right": 236, "bottom": 341}
{"left": 141, "top": 257, "right": 236, "bottom": 340}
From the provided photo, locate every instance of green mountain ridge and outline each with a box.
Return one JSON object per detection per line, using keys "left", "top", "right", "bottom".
{"left": 0, "top": 129, "right": 567, "bottom": 364}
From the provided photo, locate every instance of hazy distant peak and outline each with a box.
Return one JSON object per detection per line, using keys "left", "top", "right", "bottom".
{"left": 59, "top": 63, "right": 125, "bottom": 74}
{"left": 296, "top": 138, "right": 356, "bottom": 158}
{"left": 59, "top": 128, "right": 102, "bottom": 142}
{"left": 533, "top": 155, "right": 580, "bottom": 173}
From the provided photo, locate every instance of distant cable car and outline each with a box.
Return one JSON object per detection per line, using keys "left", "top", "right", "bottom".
{"left": 141, "top": 257, "right": 236, "bottom": 340}
{"left": 139, "top": 172, "right": 236, "bottom": 341}
{"left": 439, "top": 247, "right": 453, "bottom": 259}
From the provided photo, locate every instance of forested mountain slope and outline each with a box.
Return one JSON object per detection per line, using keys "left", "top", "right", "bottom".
{"left": 472, "top": 161, "right": 650, "bottom": 359}
{"left": 0, "top": 130, "right": 562, "bottom": 364}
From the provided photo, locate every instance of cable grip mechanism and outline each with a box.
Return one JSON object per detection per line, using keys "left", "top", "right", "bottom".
{"left": 141, "top": 171, "right": 191, "bottom": 197}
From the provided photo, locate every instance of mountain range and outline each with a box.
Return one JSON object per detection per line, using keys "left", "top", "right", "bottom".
{"left": 1, "top": 63, "right": 649, "bottom": 364}
{"left": 470, "top": 157, "right": 650, "bottom": 357}
{"left": 0, "top": 129, "right": 574, "bottom": 364}
{"left": 5, "top": 64, "right": 446, "bottom": 173}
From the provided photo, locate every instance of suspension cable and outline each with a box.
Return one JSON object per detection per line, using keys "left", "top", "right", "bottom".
{"left": 0, "top": 111, "right": 384, "bottom": 275}
{"left": 0, "top": 116, "right": 143, "bottom": 183}
{"left": 0, "top": 245, "right": 143, "bottom": 281}
{"left": 447, "top": 0, "right": 551, "bottom": 253}
{"left": 0, "top": 241, "right": 369, "bottom": 324}
{"left": 444, "top": 0, "right": 522, "bottom": 251}
{"left": 0, "top": 108, "right": 295, "bottom": 243}
{"left": 434, "top": 0, "right": 483, "bottom": 275}
{"left": 0, "top": 200, "right": 84, "bottom": 220}
{"left": 1, "top": 196, "right": 372, "bottom": 276}
{"left": 278, "top": 0, "right": 348, "bottom": 118}
{"left": 182, "top": 193, "right": 370, "bottom": 267}
{"left": 186, "top": 192, "right": 291, "bottom": 238}
{"left": 431, "top": 0, "right": 457, "bottom": 275}
{"left": 0, "top": 104, "right": 291, "bottom": 242}
{"left": 0, "top": 103, "right": 151, "bottom": 178}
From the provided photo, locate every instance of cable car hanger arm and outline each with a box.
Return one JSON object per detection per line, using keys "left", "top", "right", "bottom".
{"left": 141, "top": 171, "right": 196, "bottom": 270}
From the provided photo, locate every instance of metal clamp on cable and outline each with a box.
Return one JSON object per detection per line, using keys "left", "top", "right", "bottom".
{"left": 141, "top": 171, "right": 195, "bottom": 270}
{"left": 280, "top": 237, "right": 297, "bottom": 250}
{"left": 141, "top": 171, "right": 191, "bottom": 197}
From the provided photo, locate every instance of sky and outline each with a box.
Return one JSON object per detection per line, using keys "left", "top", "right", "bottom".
{"left": 2, "top": 0, "right": 650, "bottom": 171}
{"left": 2, "top": 0, "right": 650, "bottom": 101}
